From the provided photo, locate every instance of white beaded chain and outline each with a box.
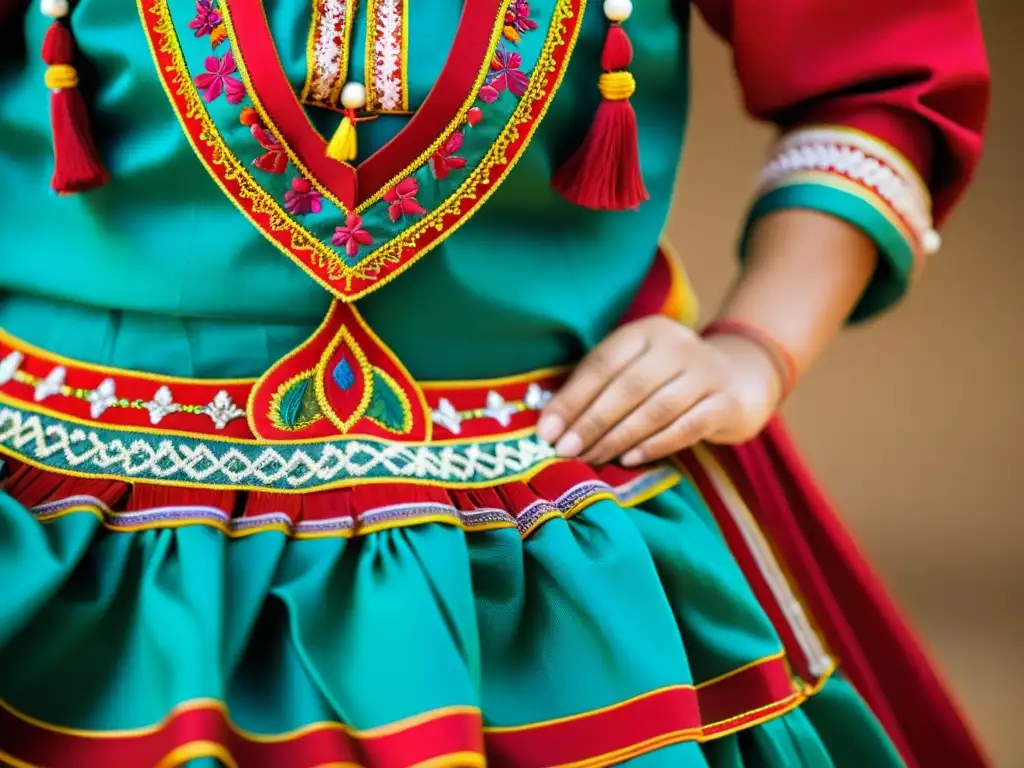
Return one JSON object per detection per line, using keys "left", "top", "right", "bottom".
{"left": 760, "top": 127, "right": 940, "bottom": 256}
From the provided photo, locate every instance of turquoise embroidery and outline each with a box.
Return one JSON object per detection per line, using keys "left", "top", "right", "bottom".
{"left": 332, "top": 357, "right": 357, "bottom": 390}
{"left": 365, "top": 369, "right": 409, "bottom": 433}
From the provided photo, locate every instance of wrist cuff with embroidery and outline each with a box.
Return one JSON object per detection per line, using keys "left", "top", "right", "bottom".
{"left": 740, "top": 126, "right": 937, "bottom": 322}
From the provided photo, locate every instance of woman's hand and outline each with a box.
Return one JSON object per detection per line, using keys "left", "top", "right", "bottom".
{"left": 536, "top": 316, "right": 783, "bottom": 467}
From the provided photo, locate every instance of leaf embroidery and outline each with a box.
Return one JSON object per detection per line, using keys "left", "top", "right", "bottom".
{"left": 365, "top": 369, "right": 411, "bottom": 433}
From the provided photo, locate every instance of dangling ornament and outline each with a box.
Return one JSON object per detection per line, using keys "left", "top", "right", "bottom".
{"left": 550, "top": 0, "right": 648, "bottom": 211}
{"left": 39, "top": 0, "right": 109, "bottom": 194}
{"left": 327, "top": 81, "right": 368, "bottom": 163}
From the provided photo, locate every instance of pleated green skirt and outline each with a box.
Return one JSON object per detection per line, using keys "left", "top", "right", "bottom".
{"left": 0, "top": 451, "right": 905, "bottom": 768}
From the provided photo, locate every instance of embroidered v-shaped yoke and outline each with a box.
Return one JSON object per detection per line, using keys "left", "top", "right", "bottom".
{"left": 140, "top": 0, "right": 585, "bottom": 301}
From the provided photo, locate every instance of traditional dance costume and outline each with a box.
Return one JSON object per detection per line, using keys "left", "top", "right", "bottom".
{"left": 0, "top": 0, "right": 991, "bottom": 765}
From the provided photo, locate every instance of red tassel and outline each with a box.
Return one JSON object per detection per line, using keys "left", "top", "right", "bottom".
{"left": 41, "top": 12, "right": 108, "bottom": 194}
{"left": 551, "top": 20, "right": 648, "bottom": 211}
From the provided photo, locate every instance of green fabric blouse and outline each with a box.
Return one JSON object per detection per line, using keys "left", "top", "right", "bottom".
{"left": 0, "top": 0, "right": 910, "bottom": 381}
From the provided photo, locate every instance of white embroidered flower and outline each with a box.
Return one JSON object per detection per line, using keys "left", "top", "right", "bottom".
{"left": 201, "top": 390, "right": 246, "bottom": 430}
{"left": 87, "top": 377, "right": 118, "bottom": 419}
{"left": 144, "top": 385, "right": 182, "bottom": 425}
{"left": 33, "top": 366, "right": 66, "bottom": 402}
{"left": 523, "top": 383, "right": 552, "bottom": 411}
{"left": 0, "top": 351, "right": 24, "bottom": 386}
{"left": 431, "top": 398, "right": 462, "bottom": 434}
{"left": 483, "top": 391, "right": 517, "bottom": 427}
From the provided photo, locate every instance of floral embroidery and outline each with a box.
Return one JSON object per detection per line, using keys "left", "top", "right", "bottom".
{"left": 239, "top": 108, "right": 288, "bottom": 174}
{"left": 487, "top": 46, "right": 529, "bottom": 98}
{"left": 87, "top": 378, "right": 118, "bottom": 420}
{"left": 367, "top": 0, "right": 408, "bottom": 113}
{"left": 332, "top": 214, "right": 374, "bottom": 257}
{"left": 466, "top": 106, "right": 483, "bottom": 126}
{"left": 429, "top": 132, "right": 468, "bottom": 181}
{"left": 144, "top": 386, "right": 182, "bottom": 425}
{"left": 201, "top": 390, "right": 246, "bottom": 430}
{"left": 194, "top": 52, "right": 246, "bottom": 105}
{"left": 284, "top": 178, "right": 323, "bottom": 216}
{"left": 189, "top": 0, "right": 226, "bottom": 49}
{"left": 503, "top": 1, "right": 538, "bottom": 43}
{"left": 383, "top": 178, "right": 427, "bottom": 222}
{"left": 478, "top": 84, "right": 500, "bottom": 104}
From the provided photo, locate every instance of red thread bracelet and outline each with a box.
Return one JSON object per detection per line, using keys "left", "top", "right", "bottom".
{"left": 701, "top": 318, "right": 800, "bottom": 400}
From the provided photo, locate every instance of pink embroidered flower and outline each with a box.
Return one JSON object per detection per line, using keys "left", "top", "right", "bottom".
{"left": 478, "top": 84, "right": 500, "bottom": 104}
{"left": 487, "top": 47, "right": 529, "bottom": 98}
{"left": 332, "top": 214, "right": 373, "bottom": 257}
{"left": 505, "top": 1, "right": 538, "bottom": 35}
{"left": 383, "top": 178, "right": 427, "bottom": 222}
{"left": 189, "top": 0, "right": 222, "bottom": 38}
{"left": 284, "top": 178, "right": 322, "bottom": 215}
{"left": 428, "top": 132, "right": 468, "bottom": 181}
{"left": 194, "top": 51, "right": 246, "bottom": 104}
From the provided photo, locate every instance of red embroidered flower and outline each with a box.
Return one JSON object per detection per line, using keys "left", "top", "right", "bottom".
{"left": 188, "top": 0, "right": 222, "bottom": 38}
{"left": 383, "top": 178, "right": 427, "bottom": 222}
{"left": 504, "top": 1, "right": 538, "bottom": 40}
{"left": 332, "top": 214, "right": 374, "bottom": 257}
{"left": 428, "top": 132, "right": 468, "bottom": 181}
{"left": 284, "top": 178, "right": 322, "bottom": 215}
{"left": 487, "top": 47, "right": 529, "bottom": 98}
{"left": 194, "top": 51, "right": 246, "bottom": 105}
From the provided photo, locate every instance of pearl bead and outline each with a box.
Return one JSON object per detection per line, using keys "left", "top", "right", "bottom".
{"left": 921, "top": 229, "right": 942, "bottom": 256}
{"left": 603, "top": 0, "right": 632, "bottom": 22}
{"left": 340, "top": 82, "right": 366, "bottom": 110}
{"left": 40, "top": 0, "right": 69, "bottom": 18}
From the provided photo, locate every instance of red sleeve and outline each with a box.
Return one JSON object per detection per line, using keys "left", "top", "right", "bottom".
{"left": 691, "top": 0, "right": 990, "bottom": 224}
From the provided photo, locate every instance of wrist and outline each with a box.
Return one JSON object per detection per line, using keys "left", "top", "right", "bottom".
{"left": 702, "top": 318, "right": 799, "bottom": 402}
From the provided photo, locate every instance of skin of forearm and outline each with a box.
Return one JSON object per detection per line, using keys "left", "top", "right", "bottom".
{"left": 714, "top": 208, "right": 879, "bottom": 378}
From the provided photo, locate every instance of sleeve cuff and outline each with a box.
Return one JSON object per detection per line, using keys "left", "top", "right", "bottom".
{"left": 740, "top": 126, "right": 936, "bottom": 323}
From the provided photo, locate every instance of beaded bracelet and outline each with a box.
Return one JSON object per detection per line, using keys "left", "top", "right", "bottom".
{"left": 701, "top": 318, "right": 800, "bottom": 400}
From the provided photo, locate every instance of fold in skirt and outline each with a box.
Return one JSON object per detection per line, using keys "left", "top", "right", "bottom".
{"left": 0, "top": 452, "right": 906, "bottom": 768}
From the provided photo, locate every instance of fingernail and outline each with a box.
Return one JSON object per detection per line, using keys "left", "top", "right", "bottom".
{"left": 621, "top": 450, "right": 643, "bottom": 467}
{"left": 555, "top": 432, "right": 583, "bottom": 458}
{"left": 536, "top": 414, "right": 564, "bottom": 443}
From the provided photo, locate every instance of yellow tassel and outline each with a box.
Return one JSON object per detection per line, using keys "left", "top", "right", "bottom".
{"left": 326, "top": 114, "right": 358, "bottom": 162}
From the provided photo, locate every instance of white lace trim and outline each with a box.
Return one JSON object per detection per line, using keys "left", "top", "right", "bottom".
{"left": 760, "top": 127, "right": 939, "bottom": 255}
{"left": 368, "top": 0, "right": 406, "bottom": 112}
{"left": 309, "top": 0, "right": 348, "bottom": 104}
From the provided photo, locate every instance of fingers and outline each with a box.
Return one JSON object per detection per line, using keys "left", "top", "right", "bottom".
{"left": 554, "top": 351, "right": 685, "bottom": 458}
{"left": 580, "top": 373, "right": 710, "bottom": 465}
{"left": 620, "top": 396, "right": 728, "bottom": 466}
{"left": 537, "top": 324, "right": 649, "bottom": 447}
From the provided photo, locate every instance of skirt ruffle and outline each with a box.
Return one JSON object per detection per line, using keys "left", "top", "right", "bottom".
{"left": 0, "top": 456, "right": 904, "bottom": 768}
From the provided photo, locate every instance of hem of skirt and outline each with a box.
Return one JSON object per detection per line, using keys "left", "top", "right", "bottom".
{"left": 0, "top": 654, "right": 835, "bottom": 768}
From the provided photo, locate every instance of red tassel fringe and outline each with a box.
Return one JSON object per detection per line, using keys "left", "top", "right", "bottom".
{"left": 551, "top": 22, "right": 648, "bottom": 211}
{"left": 41, "top": 20, "right": 108, "bottom": 194}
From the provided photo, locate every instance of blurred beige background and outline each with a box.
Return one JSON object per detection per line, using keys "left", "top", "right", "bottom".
{"left": 673, "top": 2, "right": 1021, "bottom": 764}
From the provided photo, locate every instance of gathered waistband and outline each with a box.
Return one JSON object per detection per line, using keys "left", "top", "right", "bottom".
{"left": 0, "top": 327, "right": 578, "bottom": 492}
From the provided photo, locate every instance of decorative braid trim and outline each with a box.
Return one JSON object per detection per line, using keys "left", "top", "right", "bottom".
{"left": 760, "top": 127, "right": 939, "bottom": 255}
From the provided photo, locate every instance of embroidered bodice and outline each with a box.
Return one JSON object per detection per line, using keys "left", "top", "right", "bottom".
{"left": 0, "top": 0, "right": 692, "bottom": 380}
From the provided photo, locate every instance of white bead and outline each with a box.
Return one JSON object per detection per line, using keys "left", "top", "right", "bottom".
{"left": 40, "top": 0, "right": 69, "bottom": 18}
{"left": 603, "top": 0, "right": 632, "bottom": 22}
{"left": 921, "top": 229, "right": 942, "bottom": 256}
{"left": 340, "top": 82, "right": 366, "bottom": 110}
